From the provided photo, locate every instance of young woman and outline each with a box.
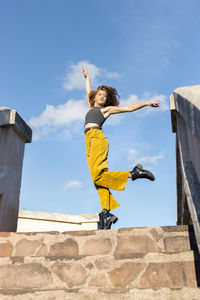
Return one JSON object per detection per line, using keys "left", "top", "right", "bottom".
{"left": 82, "top": 66, "right": 160, "bottom": 230}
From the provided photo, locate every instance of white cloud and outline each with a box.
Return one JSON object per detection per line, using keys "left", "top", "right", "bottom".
{"left": 64, "top": 180, "right": 83, "bottom": 190}
{"left": 28, "top": 99, "right": 88, "bottom": 141}
{"left": 62, "top": 60, "right": 121, "bottom": 91}
{"left": 128, "top": 148, "right": 139, "bottom": 161}
{"left": 138, "top": 154, "right": 165, "bottom": 165}
{"left": 120, "top": 93, "right": 169, "bottom": 114}
{"left": 106, "top": 93, "right": 169, "bottom": 126}
{"left": 28, "top": 60, "right": 169, "bottom": 141}
{"left": 120, "top": 94, "right": 140, "bottom": 106}
{"left": 128, "top": 148, "right": 164, "bottom": 166}
{"left": 63, "top": 61, "right": 100, "bottom": 90}
{"left": 143, "top": 92, "right": 169, "bottom": 112}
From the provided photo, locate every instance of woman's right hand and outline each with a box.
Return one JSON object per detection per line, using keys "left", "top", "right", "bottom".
{"left": 82, "top": 66, "right": 88, "bottom": 78}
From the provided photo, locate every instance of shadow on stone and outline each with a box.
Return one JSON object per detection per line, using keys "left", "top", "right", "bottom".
{"left": 189, "top": 225, "right": 200, "bottom": 287}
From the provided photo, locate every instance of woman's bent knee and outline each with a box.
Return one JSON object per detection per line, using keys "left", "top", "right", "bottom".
{"left": 92, "top": 171, "right": 105, "bottom": 185}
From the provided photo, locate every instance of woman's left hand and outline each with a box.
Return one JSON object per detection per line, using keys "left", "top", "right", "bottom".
{"left": 148, "top": 100, "right": 160, "bottom": 107}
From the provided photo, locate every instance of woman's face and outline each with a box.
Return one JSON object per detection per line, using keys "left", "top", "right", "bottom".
{"left": 94, "top": 90, "right": 107, "bottom": 106}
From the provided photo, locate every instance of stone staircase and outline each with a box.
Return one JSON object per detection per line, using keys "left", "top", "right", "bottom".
{"left": 0, "top": 225, "right": 200, "bottom": 299}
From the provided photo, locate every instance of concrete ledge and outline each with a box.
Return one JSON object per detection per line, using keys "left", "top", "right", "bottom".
{"left": 0, "top": 107, "right": 32, "bottom": 143}
{"left": 173, "top": 85, "right": 200, "bottom": 140}
{"left": 17, "top": 210, "right": 99, "bottom": 232}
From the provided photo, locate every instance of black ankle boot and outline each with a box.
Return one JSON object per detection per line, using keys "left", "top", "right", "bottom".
{"left": 98, "top": 212, "right": 104, "bottom": 230}
{"left": 98, "top": 210, "right": 118, "bottom": 230}
{"left": 130, "top": 164, "right": 155, "bottom": 181}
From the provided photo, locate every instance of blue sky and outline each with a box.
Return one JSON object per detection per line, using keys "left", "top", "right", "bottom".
{"left": 1, "top": 0, "right": 200, "bottom": 229}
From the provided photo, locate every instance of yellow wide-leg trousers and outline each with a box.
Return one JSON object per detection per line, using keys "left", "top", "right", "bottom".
{"left": 85, "top": 129, "right": 129, "bottom": 211}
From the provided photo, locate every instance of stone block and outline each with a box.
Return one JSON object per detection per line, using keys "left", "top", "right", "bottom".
{"left": 115, "top": 235, "right": 162, "bottom": 254}
{"left": 164, "top": 236, "right": 190, "bottom": 252}
{"left": 49, "top": 238, "right": 79, "bottom": 256}
{"left": 88, "top": 273, "right": 107, "bottom": 287}
{"left": 80, "top": 238, "right": 112, "bottom": 255}
{"left": 0, "top": 233, "right": 10, "bottom": 237}
{"left": 95, "top": 257, "right": 110, "bottom": 270}
{"left": 0, "top": 263, "right": 52, "bottom": 288}
{"left": 35, "top": 243, "right": 48, "bottom": 256}
{"left": 109, "top": 262, "right": 146, "bottom": 287}
{"left": 14, "top": 239, "right": 43, "bottom": 256}
{"left": 140, "top": 261, "right": 197, "bottom": 288}
{"left": 0, "top": 241, "right": 13, "bottom": 257}
{"left": 51, "top": 262, "right": 88, "bottom": 288}
{"left": 150, "top": 228, "right": 163, "bottom": 241}
{"left": 161, "top": 225, "right": 188, "bottom": 232}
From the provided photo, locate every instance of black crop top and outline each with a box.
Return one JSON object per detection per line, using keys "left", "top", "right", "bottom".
{"left": 85, "top": 107, "right": 106, "bottom": 127}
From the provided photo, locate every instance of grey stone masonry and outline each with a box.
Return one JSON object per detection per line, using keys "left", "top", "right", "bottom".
{"left": 170, "top": 85, "right": 200, "bottom": 254}
{"left": 0, "top": 107, "right": 32, "bottom": 232}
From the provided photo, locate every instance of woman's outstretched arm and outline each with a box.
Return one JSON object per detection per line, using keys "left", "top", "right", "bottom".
{"left": 82, "top": 66, "right": 92, "bottom": 108}
{"left": 102, "top": 100, "right": 160, "bottom": 118}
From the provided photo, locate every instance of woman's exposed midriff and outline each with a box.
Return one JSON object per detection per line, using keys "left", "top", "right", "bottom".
{"left": 84, "top": 122, "right": 101, "bottom": 130}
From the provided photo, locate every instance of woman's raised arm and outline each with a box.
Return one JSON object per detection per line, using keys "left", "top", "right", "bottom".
{"left": 102, "top": 100, "right": 160, "bottom": 118}
{"left": 82, "top": 66, "right": 92, "bottom": 108}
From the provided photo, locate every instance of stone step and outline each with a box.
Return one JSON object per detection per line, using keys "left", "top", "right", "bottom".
{"left": 0, "top": 287, "right": 200, "bottom": 300}
{"left": 0, "top": 251, "right": 198, "bottom": 290}
{"left": 0, "top": 226, "right": 193, "bottom": 257}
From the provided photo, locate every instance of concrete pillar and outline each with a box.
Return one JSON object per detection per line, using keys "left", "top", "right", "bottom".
{"left": 0, "top": 107, "right": 32, "bottom": 231}
{"left": 170, "top": 85, "right": 200, "bottom": 254}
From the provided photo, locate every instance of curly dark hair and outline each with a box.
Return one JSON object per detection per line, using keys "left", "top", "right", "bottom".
{"left": 88, "top": 85, "right": 120, "bottom": 107}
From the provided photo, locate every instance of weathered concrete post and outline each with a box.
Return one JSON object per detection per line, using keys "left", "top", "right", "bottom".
{"left": 170, "top": 85, "right": 200, "bottom": 253}
{"left": 0, "top": 107, "right": 32, "bottom": 231}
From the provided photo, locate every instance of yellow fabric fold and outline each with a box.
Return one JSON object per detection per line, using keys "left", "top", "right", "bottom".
{"left": 85, "top": 129, "right": 129, "bottom": 211}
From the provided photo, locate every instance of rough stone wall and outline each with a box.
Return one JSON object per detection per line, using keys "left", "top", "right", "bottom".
{"left": 0, "top": 225, "right": 192, "bottom": 258}
{"left": 0, "top": 226, "right": 200, "bottom": 299}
